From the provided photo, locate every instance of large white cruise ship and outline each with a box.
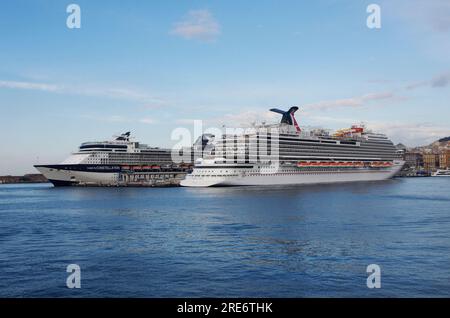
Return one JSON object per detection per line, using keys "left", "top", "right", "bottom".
{"left": 180, "top": 107, "right": 405, "bottom": 187}
{"left": 35, "top": 132, "right": 191, "bottom": 187}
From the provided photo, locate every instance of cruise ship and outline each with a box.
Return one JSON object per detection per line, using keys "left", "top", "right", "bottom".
{"left": 432, "top": 169, "right": 450, "bottom": 177}
{"left": 180, "top": 107, "right": 405, "bottom": 187}
{"left": 35, "top": 132, "right": 191, "bottom": 187}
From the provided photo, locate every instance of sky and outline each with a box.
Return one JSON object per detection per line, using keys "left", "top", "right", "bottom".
{"left": 0, "top": 0, "right": 449, "bottom": 175}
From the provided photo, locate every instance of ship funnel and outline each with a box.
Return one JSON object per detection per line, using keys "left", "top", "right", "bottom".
{"left": 115, "top": 131, "right": 131, "bottom": 141}
{"left": 270, "top": 106, "right": 301, "bottom": 132}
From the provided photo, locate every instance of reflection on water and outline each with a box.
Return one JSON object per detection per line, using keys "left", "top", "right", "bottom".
{"left": 0, "top": 178, "right": 449, "bottom": 297}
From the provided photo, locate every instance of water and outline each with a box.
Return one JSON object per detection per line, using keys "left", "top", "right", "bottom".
{"left": 0, "top": 178, "right": 449, "bottom": 297}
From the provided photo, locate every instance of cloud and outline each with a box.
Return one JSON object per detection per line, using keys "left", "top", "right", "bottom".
{"left": 381, "top": 0, "right": 450, "bottom": 61}
{"left": 170, "top": 9, "right": 220, "bottom": 41}
{"left": 80, "top": 114, "right": 131, "bottom": 123}
{"left": 207, "top": 110, "right": 279, "bottom": 127}
{"left": 431, "top": 72, "right": 450, "bottom": 87}
{"left": 405, "top": 71, "right": 450, "bottom": 89}
{"left": 139, "top": 118, "right": 156, "bottom": 125}
{"left": 304, "top": 111, "right": 449, "bottom": 146}
{"left": 385, "top": 0, "right": 450, "bottom": 33}
{"left": 175, "top": 118, "right": 199, "bottom": 125}
{"left": 0, "top": 79, "right": 165, "bottom": 105}
{"left": 367, "top": 121, "right": 450, "bottom": 146}
{"left": 405, "top": 81, "right": 428, "bottom": 90}
{"left": 175, "top": 110, "right": 279, "bottom": 128}
{"left": 303, "top": 91, "right": 395, "bottom": 110}
{"left": 80, "top": 114, "right": 157, "bottom": 125}
{"left": 0, "top": 80, "right": 60, "bottom": 92}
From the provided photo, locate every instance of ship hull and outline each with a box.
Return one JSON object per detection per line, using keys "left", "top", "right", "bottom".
{"left": 34, "top": 165, "right": 187, "bottom": 187}
{"left": 34, "top": 165, "right": 119, "bottom": 186}
{"left": 180, "top": 162, "right": 405, "bottom": 187}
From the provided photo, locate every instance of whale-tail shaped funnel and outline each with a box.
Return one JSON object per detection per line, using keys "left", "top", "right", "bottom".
{"left": 270, "top": 106, "right": 301, "bottom": 132}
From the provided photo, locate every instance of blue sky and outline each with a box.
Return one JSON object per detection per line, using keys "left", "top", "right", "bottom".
{"left": 0, "top": 0, "right": 449, "bottom": 174}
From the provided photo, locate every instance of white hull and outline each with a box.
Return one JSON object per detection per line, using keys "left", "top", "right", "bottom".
{"left": 35, "top": 166, "right": 118, "bottom": 186}
{"left": 180, "top": 162, "right": 404, "bottom": 187}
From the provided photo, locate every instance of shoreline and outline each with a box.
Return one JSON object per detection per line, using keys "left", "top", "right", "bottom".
{"left": 0, "top": 174, "right": 48, "bottom": 185}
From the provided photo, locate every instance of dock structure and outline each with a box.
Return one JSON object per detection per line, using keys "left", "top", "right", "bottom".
{"left": 71, "top": 166, "right": 192, "bottom": 187}
{"left": 117, "top": 171, "right": 188, "bottom": 187}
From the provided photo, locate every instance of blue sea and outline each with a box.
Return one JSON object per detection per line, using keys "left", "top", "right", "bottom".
{"left": 0, "top": 178, "right": 449, "bottom": 297}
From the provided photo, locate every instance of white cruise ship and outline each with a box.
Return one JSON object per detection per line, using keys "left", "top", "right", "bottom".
{"left": 35, "top": 132, "right": 191, "bottom": 187}
{"left": 432, "top": 169, "right": 450, "bottom": 177}
{"left": 180, "top": 107, "right": 405, "bottom": 187}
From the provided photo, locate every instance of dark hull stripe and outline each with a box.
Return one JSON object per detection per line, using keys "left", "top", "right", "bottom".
{"left": 48, "top": 179, "right": 78, "bottom": 187}
{"left": 34, "top": 164, "right": 188, "bottom": 173}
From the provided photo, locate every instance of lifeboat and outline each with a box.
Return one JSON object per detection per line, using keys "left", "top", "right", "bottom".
{"left": 152, "top": 165, "right": 161, "bottom": 169}
{"left": 351, "top": 125, "right": 364, "bottom": 133}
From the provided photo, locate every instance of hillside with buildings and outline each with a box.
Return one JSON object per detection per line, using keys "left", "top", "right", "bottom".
{"left": 0, "top": 174, "right": 48, "bottom": 184}
{"left": 396, "top": 136, "right": 450, "bottom": 176}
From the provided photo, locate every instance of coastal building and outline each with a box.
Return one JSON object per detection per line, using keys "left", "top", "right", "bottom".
{"left": 439, "top": 150, "right": 450, "bottom": 169}
{"left": 423, "top": 153, "right": 439, "bottom": 172}
{"left": 404, "top": 152, "right": 423, "bottom": 169}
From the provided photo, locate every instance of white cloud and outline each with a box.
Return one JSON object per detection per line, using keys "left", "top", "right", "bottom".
{"left": 367, "top": 121, "right": 450, "bottom": 146}
{"left": 298, "top": 114, "right": 449, "bottom": 147}
{"left": 175, "top": 118, "right": 199, "bottom": 125}
{"left": 303, "top": 91, "right": 395, "bottom": 110}
{"left": 382, "top": 0, "right": 450, "bottom": 60}
{"left": 431, "top": 71, "right": 450, "bottom": 87}
{"left": 0, "top": 80, "right": 60, "bottom": 92}
{"left": 0, "top": 79, "right": 165, "bottom": 105}
{"left": 304, "top": 112, "right": 449, "bottom": 146}
{"left": 139, "top": 118, "right": 156, "bottom": 125}
{"left": 388, "top": 0, "right": 450, "bottom": 33}
{"left": 406, "top": 70, "right": 450, "bottom": 89}
{"left": 105, "top": 115, "right": 128, "bottom": 122}
{"left": 170, "top": 9, "right": 220, "bottom": 41}
{"left": 80, "top": 114, "right": 157, "bottom": 125}
{"left": 175, "top": 110, "right": 279, "bottom": 129}
{"left": 80, "top": 114, "right": 131, "bottom": 123}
